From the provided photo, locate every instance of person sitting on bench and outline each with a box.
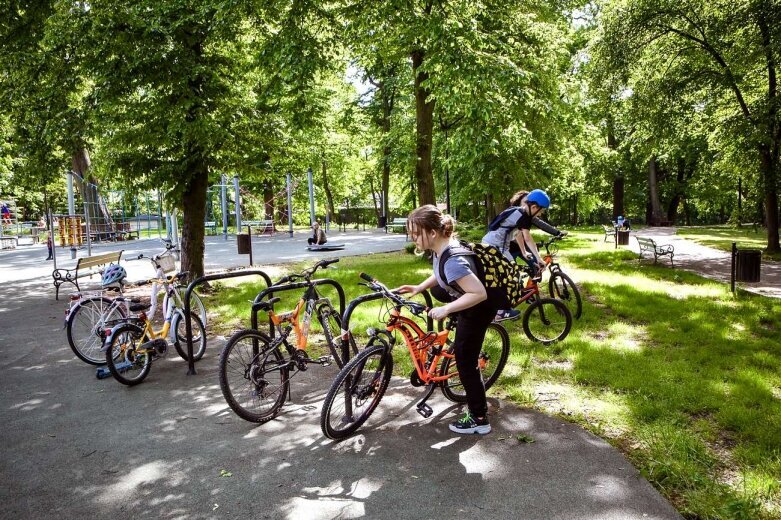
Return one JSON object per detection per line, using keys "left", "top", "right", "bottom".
{"left": 308, "top": 220, "right": 327, "bottom": 245}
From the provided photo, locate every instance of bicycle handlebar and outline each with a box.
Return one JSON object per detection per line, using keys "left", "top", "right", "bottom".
{"left": 275, "top": 258, "right": 339, "bottom": 285}
{"left": 359, "top": 272, "right": 429, "bottom": 316}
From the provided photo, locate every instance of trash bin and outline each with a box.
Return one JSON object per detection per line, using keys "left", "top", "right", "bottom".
{"left": 237, "top": 233, "right": 251, "bottom": 255}
{"left": 736, "top": 249, "right": 761, "bottom": 282}
{"left": 616, "top": 230, "right": 630, "bottom": 246}
{"left": 378, "top": 216, "right": 387, "bottom": 229}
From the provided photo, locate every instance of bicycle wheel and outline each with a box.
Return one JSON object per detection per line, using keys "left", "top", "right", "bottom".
{"left": 171, "top": 310, "right": 206, "bottom": 361}
{"left": 439, "top": 323, "right": 511, "bottom": 403}
{"left": 320, "top": 343, "right": 393, "bottom": 440}
{"left": 106, "top": 323, "right": 151, "bottom": 386}
{"left": 522, "top": 297, "right": 572, "bottom": 345}
{"left": 67, "top": 296, "right": 127, "bottom": 365}
{"left": 548, "top": 271, "right": 582, "bottom": 320}
{"left": 218, "top": 329, "right": 289, "bottom": 423}
{"left": 317, "top": 304, "right": 357, "bottom": 368}
{"left": 175, "top": 286, "right": 207, "bottom": 328}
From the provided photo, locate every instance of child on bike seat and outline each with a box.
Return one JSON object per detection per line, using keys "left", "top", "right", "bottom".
{"left": 396, "top": 204, "right": 499, "bottom": 435}
{"left": 483, "top": 189, "right": 562, "bottom": 322}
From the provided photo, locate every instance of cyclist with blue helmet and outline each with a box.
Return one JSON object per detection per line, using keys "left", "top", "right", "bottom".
{"left": 482, "top": 188, "right": 552, "bottom": 321}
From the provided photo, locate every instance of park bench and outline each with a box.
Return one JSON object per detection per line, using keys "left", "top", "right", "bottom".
{"left": 602, "top": 224, "right": 616, "bottom": 242}
{"left": 0, "top": 236, "right": 17, "bottom": 249}
{"left": 52, "top": 250, "right": 123, "bottom": 300}
{"left": 385, "top": 218, "right": 409, "bottom": 239}
{"left": 636, "top": 236, "right": 674, "bottom": 267}
{"left": 244, "top": 219, "right": 275, "bottom": 236}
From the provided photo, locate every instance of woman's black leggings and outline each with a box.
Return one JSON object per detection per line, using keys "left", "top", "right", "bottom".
{"left": 430, "top": 286, "right": 499, "bottom": 417}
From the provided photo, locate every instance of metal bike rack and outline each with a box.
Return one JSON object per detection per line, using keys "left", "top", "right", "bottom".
{"left": 339, "top": 289, "right": 434, "bottom": 363}
{"left": 183, "top": 270, "right": 273, "bottom": 375}
{"left": 251, "top": 279, "right": 347, "bottom": 337}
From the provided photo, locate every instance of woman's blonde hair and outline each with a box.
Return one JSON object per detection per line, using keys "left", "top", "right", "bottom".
{"left": 406, "top": 204, "right": 456, "bottom": 252}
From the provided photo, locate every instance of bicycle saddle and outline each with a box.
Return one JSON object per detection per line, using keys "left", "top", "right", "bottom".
{"left": 129, "top": 302, "right": 152, "bottom": 312}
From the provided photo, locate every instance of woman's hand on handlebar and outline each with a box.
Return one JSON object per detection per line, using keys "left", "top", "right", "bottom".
{"left": 395, "top": 284, "right": 420, "bottom": 297}
{"left": 428, "top": 306, "right": 449, "bottom": 321}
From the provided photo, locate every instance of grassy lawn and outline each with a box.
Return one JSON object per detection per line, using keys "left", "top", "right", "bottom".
{"left": 677, "top": 225, "right": 781, "bottom": 261}
{"left": 205, "top": 231, "right": 781, "bottom": 519}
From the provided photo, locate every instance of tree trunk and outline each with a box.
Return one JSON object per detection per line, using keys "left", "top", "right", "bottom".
{"left": 369, "top": 176, "right": 380, "bottom": 222}
{"left": 180, "top": 165, "right": 208, "bottom": 281}
{"left": 411, "top": 49, "right": 436, "bottom": 206}
{"left": 648, "top": 156, "right": 664, "bottom": 225}
{"left": 321, "top": 160, "right": 335, "bottom": 223}
{"left": 667, "top": 158, "right": 686, "bottom": 224}
{"left": 572, "top": 193, "right": 579, "bottom": 225}
{"left": 263, "top": 182, "right": 274, "bottom": 220}
{"left": 606, "top": 113, "right": 624, "bottom": 219}
{"left": 759, "top": 145, "right": 780, "bottom": 251}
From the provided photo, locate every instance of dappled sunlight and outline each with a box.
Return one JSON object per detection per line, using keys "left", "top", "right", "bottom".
{"left": 10, "top": 398, "right": 44, "bottom": 411}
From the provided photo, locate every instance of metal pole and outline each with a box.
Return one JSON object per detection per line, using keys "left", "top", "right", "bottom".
{"left": 731, "top": 242, "right": 736, "bottom": 293}
{"left": 66, "top": 171, "right": 75, "bottom": 215}
{"left": 49, "top": 210, "right": 57, "bottom": 271}
{"left": 445, "top": 127, "right": 451, "bottom": 215}
{"left": 221, "top": 174, "right": 228, "bottom": 240}
{"left": 157, "top": 191, "right": 163, "bottom": 239}
{"left": 83, "top": 203, "right": 92, "bottom": 256}
{"left": 146, "top": 192, "right": 151, "bottom": 239}
{"left": 286, "top": 173, "right": 293, "bottom": 238}
{"left": 307, "top": 167, "right": 315, "bottom": 225}
{"left": 247, "top": 225, "right": 253, "bottom": 266}
{"left": 171, "top": 208, "right": 179, "bottom": 259}
{"left": 233, "top": 174, "right": 241, "bottom": 231}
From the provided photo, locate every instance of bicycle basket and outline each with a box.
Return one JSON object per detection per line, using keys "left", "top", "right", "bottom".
{"left": 157, "top": 255, "right": 176, "bottom": 274}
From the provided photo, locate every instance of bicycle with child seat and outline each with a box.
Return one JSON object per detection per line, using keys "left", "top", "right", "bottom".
{"left": 320, "top": 273, "right": 511, "bottom": 440}
{"left": 101, "top": 267, "right": 207, "bottom": 385}
{"left": 64, "top": 241, "right": 207, "bottom": 365}
{"left": 218, "top": 258, "right": 358, "bottom": 423}
{"left": 537, "top": 234, "right": 583, "bottom": 319}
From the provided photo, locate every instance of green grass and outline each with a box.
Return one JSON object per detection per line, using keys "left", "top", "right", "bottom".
{"left": 205, "top": 232, "right": 781, "bottom": 519}
{"left": 677, "top": 225, "right": 781, "bottom": 261}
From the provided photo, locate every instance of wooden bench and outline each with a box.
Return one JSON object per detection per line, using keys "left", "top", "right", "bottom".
{"left": 385, "top": 218, "right": 409, "bottom": 239}
{"left": 245, "top": 219, "right": 275, "bottom": 236}
{"left": 602, "top": 224, "right": 616, "bottom": 242}
{"left": 52, "top": 251, "right": 123, "bottom": 300}
{"left": 636, "top": 236, "right": 674, "bottom": 266}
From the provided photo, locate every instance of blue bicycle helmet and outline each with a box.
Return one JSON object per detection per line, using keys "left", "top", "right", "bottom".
{"left": 526, "top": 189, "right": 550, "bottom": 209}
{"left": 101, "top": 264, "right": 127, "bottom": 286}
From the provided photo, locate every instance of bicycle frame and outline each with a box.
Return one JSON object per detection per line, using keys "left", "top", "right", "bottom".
{"left": 382, "top": 308, "right": 454, "bottom": 385}
{"left": 266, "top": 284, "right": 332, "bottom": 350}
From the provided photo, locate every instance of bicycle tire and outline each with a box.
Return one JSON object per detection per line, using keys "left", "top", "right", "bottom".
{"left": 548, "top": 271, "right": 582, "bottom": 320}
{"left": 175, "top": 286, "right": 207, "bottom": 328}
{"left": 317, "top": 304, "right": 357, "bottom": 368}
{"left": 172, "top": 311, "right": 206, "bottom": 361}
{"left": 218, "top": 329, "right": 289, "bottom": 423}
{"left": 67, "top": 296, "right": 127, "bottom": 365}
{"left": 106, "top": 323, "right": 151, "bottom": 386}
{"left": 439, "top": 323, "right": 511, "bottom": 403}
{"left": 522, "top": 297, "right": 572, "bottom": 345}
{"left": 320, "top": 343, "right": 393, "bottom": 440}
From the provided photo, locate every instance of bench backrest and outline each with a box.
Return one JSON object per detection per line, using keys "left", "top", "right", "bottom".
{"left": 636, "top": 237, "right": 656, "bottom": 247}
{"left": 77, "top": 251, "right": 123, "bottom": 270}
{"left": 391, "top": 218, "right": 407, "bottom": 224}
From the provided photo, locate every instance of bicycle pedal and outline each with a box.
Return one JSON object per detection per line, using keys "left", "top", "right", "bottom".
{"left": 416, "top": 403, "right": 433, "bottom": 418}
{"left": 316, "top": 356, "right": 332, "bottom": 367}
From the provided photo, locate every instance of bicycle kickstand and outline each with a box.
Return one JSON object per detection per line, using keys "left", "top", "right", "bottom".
{"left": 416, "top": 383, "right": 437, "bottom": 418}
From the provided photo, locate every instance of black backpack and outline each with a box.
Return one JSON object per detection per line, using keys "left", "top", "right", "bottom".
{"left": 487, "top": 206, "right": 522, "bottom": 231}
{"left": 438, "top": 240, "right": 526, "bottom": 308}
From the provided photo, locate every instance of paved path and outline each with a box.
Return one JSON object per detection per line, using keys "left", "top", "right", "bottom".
{"left": 0, "top": 229, "right": 684, "bottom": 519}
{"left": 624, "top": 227, "right": 781, "bottom": 298}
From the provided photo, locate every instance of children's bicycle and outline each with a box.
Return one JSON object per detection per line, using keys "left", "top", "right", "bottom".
{"left": 537, "top": 234, "right": 582, "bottom": 319}
{"left": 64, "top": 241, "right": 206, "bottom": 365}
{"left": 320, "top": 273, "right": 510, "bottom": 440}
{"left": 101, "top": 269, "right": 206, "bottom": 386}
{"left": 218, "top": 258, "right": 357, "bottom": 423}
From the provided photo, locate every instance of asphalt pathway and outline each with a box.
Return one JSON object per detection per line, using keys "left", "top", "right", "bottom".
{"left": 0, "top": 229, "right": 694, "bottom": 519}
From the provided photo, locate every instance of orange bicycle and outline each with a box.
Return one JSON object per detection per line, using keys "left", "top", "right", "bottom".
{"left": 320, "top": 273, "right": 510, "bottom": 440}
